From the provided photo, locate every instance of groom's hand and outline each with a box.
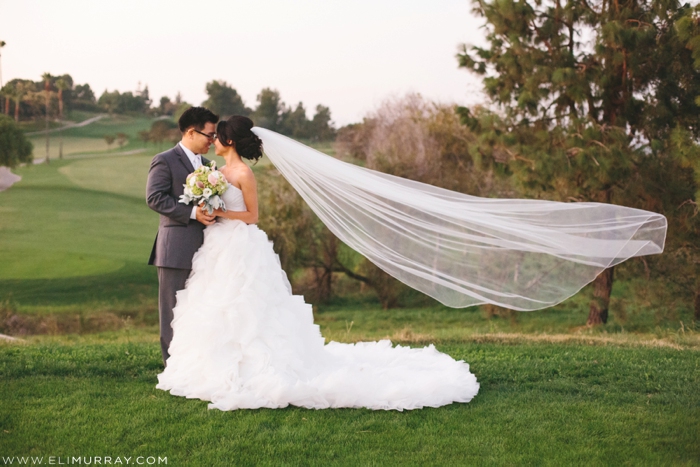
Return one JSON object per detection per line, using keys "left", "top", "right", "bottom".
{"left": 196, "top": 206, "right": 216, "bottom": 226}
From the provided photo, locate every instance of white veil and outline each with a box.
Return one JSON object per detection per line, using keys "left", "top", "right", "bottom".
{"left": 252, "top": 127, "right": 667, "bottom": 311}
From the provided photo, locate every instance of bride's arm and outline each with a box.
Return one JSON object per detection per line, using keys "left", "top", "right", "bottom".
{"left": 213, "top": 171, "right": 258, "bottom": 224}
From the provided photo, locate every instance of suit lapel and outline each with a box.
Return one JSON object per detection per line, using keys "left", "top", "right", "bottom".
{"left": 173, "top": 144, "right": 195, "bottom": 173}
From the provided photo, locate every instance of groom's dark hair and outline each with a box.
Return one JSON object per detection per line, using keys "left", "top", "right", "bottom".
{"left": 178, "top": 106, "right": 219, "bottom": 133}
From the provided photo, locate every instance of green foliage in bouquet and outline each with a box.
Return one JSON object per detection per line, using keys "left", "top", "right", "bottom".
{"left": 179, "top": 161, "right": 229, "bottom": 214}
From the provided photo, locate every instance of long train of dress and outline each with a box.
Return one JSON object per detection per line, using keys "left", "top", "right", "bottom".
{"left": 156, "top": 185, "right": 479, "bottom": 410}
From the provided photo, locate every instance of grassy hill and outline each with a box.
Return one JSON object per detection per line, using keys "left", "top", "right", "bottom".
{"left": 1, "top": 113, "right": 698, "bottom": 335}
{"left": 23, "top": 112, "right": 155, "bottom": 159}
{"left": 0, "top": 116, "right": 328, "bottom": 321}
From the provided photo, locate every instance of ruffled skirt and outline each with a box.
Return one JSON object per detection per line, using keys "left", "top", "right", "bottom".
{"left": 156, "top": 220, "right": 479, "bottom": 410}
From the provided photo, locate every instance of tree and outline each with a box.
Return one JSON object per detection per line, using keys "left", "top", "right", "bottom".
{"left": 54, "top": 77, "right": 70, "bottom": 119}
{"left": 148, "top": 119, "right": 178, "bottom": 150}
{"left": 0, "top": 114, "right": 32, "bottom": 167}
{"left": 137, "top": 130, "right": 151, "bottom": 145}
{"left": 116, "top": 91, "right": 149, "bottom": 113}
{"left": 0, "top": 86, "right": 8, "bottom": 115}
{"left": 158, "top": 96, "right": 179, "bottom": 116}
{"left": 202, "top": 80, "right": 249, "bottom": 117}
{"left": 2, "top": 79, "right": 42, "bottom": 122}
{"left": 71, "top": 83, "right": 97, "bottom": 111}
{"left": 159, "top": 96, "right": 171, "bottom": 114}
{"left": 104, "top": 134, "right": 115, "bottom": 149}
{"left": 55, "top": 78, "right": 71, "bottom": 159}
{"left": 333, "top": 94, "right": 515, "bottom": 308}
{"left": 458, "top": 0, "right": 700, "bottom": 324}
{"left": 11, "top": 82, "right": 24, "bottom": 122}
{"left": 138, "top": 84, "right": 152, "bottom": 109}
{"left": 281, "top": 102, "right": 310, "bottom": 138}
{"left": 0, "top": 85, "right": 12, "bottom": 117}
{"left": 277, "top": 101, "right": 336, "bottom": 140}
{"left": 310, "top": 105, "right": 336, "bottom": 141}
{"left": 253, "top": 88, "right": 285, "bottom": 132}
{"left": 98, "top": 90, "right": 120, "bottom": 115}
{"left": 42, "top": 72, "right": 52, "bottom": 164}
{"left": 116, "top": 132, "right": 128, "bottom": 148}
{"left": 0, "top": 41, "right": 6, "bottom": 114}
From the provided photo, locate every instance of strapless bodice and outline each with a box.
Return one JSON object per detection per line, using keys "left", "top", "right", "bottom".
{"left": 222, "top": 183, "right": 247, "bottom": 212}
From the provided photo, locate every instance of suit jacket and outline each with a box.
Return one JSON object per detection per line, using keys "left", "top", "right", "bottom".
{"left": 146, "top": 144, "right": 211, "bottom": 269}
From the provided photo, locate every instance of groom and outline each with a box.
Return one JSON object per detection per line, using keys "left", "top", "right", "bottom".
{"left": 146, "top": 106, "right": 219, "bottom": 366}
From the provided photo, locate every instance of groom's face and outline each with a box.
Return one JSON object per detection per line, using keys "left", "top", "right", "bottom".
{"left": 189, "top": 122, "right": 217, "bottom": 155}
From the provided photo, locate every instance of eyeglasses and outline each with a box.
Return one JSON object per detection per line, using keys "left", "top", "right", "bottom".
{"left": 193, "top": 129, "right": 217, "bottom": 140}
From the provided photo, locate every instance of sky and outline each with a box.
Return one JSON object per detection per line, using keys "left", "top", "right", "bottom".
{"left": 0, "top": 0, "right": 488, "bottom": 126}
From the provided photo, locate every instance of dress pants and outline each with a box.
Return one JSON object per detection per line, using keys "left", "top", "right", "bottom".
{"left": 157, "top": 267, "right": 191, "bottom": 366}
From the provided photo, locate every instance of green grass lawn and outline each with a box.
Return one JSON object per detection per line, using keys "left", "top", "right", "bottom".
{"left": 1, "top": 332, "right": 698, "bottom": 465}
{"left": 29, "top": 136, "right": 111, "bottom": 159}
{"left": 26, "top": 112, "right": 168, "bottom": 161}
{"left": 0, "top": 156, "right": 158, "bottom": 309}
{"left": 2, "top": 116, "right": 699, "bottom": 464}
{"left": 58, "top": 113, "right": 155, "bottom": 140}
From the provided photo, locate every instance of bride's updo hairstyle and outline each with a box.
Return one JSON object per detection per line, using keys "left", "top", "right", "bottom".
{"left": 217, "top": 116, "right": 264, "bottom": 162}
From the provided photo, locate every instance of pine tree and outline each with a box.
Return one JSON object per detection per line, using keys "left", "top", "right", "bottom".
{"left": 458, "top": 0, "right": 700, "bottom": 324}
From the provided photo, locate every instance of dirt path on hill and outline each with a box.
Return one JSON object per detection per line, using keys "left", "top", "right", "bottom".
{"left": 25, "top": 114, "right": 106, "bottom": 136}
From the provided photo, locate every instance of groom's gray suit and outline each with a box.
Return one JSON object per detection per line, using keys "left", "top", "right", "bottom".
{"left": 146, "top": 144, "right": 210, "bottom": 365}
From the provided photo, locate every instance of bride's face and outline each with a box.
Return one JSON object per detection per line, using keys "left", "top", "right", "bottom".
{"left": 214, "top": 136, "right": 226, "bottom": 156}
{"left": 214, "top": 137, "right": 234, "bottom": 156}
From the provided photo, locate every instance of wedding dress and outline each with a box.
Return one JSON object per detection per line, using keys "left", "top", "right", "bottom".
{"left": 156, "top": 183, "right": 480, "bottom": 411}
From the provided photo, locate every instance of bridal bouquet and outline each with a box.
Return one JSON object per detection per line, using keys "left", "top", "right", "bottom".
{"left": 179, "top": 161, "right": 229, "bottom": 215}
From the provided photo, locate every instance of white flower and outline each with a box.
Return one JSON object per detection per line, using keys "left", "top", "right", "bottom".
{"left": 189, "top": 177, "right": 197, "bottom": 187}
{"left": 203, "top": 188, "right": 213, "bottom": 199}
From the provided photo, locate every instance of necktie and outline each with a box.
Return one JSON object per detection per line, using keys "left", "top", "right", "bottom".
{"left": 193, "top": 155, "right": 202, "bottom": 169}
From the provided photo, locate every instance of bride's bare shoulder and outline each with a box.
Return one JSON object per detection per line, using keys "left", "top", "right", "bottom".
{"left": 237, "top": 165, "right": 256, "bottom": 184}
{"left": 222, "top": 164, "right": 255, "bottom": 187}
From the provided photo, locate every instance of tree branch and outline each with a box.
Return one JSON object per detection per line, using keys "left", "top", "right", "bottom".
{"left": 332, "top": 260, "right": 373, "bottom": 285}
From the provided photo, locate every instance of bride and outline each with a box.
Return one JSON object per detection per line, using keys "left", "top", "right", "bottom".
{"left": 156, "top": 116, "right": 481, "bottom": 411}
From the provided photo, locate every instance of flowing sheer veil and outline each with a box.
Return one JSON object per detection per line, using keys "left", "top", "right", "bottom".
{"left": 252, "top": 127, "right": 667, "bottom": 311}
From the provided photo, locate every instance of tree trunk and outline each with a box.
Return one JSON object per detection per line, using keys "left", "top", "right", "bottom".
{"left": 317, "top": 268, "right": 332, "bottom": 303}
{"left": 694, "top": 278, "right": 700, "bottom": 321}
{"left": 58, "top": 90, "right": 63, "bottom": 120}
{"left": 587, "top": 266, "right": 615, "bottom": 325}
{"left": 14, "top": 98, "right": 19, "bottom": 121}
{"left": 45, "top": 90, "right": 50, "bottom": 164}
{"left": 315, "top": 234, "right": 338, "bottom": 303}
{"left": 45, "top": 114, "right": 50, "bottom": 164}
{"left": 4, "top": 97, "right": 9, "bottom": 115}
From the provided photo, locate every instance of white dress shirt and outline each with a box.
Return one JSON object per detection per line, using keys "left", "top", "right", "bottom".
{"left": 179, "top": 142, "right": 202, "bottom": 220}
